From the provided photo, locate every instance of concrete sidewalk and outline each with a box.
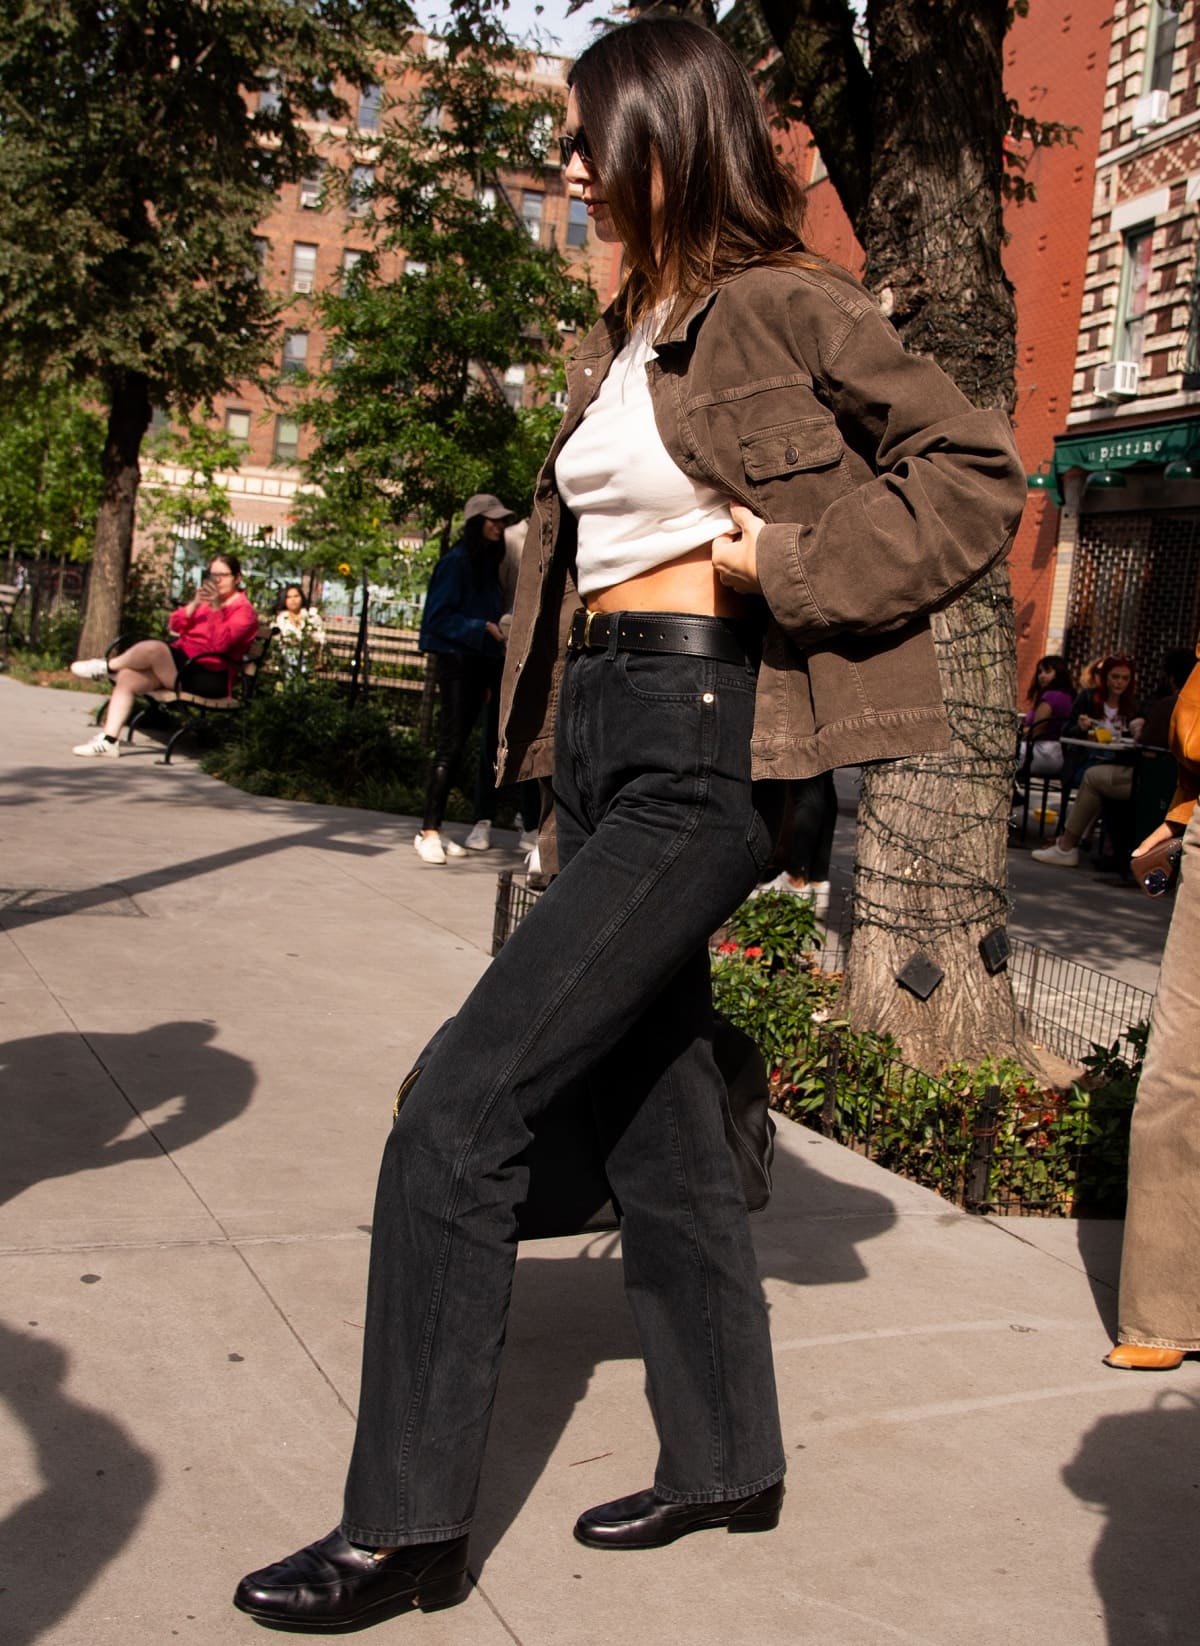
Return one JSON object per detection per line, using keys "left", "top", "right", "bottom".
{"left": 2, "top": 675, "right": 1193, "bottom": 1646}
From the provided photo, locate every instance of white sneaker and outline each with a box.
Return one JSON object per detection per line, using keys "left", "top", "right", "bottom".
{"left": 464, "top": 820, "right": 492, "bottom": 851}
{"left": 72, "top": 732, "right": 120, "bottom": 758}
{"left": 1030, "top": 841, "right": 1079, "bottom": 868}
{"left": 70, "top": 658, "right": 111, "bottom": 680}
{"left": 518, "top": 829, "right": 538, "bottom": 852}
{"left": 414, "top": 831, "right": 446, "bottom": 865}
{"left": 443, "top": 838, "right": 467, "bottom": 858}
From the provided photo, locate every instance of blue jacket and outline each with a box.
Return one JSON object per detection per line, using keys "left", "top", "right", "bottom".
{"left": 418, "top": 540, "right": 504, "bottom": 658}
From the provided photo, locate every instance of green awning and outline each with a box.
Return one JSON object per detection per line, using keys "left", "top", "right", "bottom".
{"left": 1046, "top": 416, "right": 1200, "bottom": 501}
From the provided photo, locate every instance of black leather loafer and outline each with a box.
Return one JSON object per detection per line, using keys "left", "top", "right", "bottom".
{"left": 574, "top": 1480, "right": 784, "bottom": 1550}
{"left": 233, "top": 1528, "right": 470, "bottom": 1630}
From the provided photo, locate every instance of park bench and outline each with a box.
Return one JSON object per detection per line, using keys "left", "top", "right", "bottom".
{"left": 0, "top": 579, "right": 27, "bottom": 668}
{"left": 317, "top": 616, "right": 427, "bottom": 694}
{"left": 123, "top": 621, "right": 274, "bottom": 763}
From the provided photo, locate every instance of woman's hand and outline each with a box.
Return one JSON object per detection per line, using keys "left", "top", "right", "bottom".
{"left": 485, "top": 621, "right": 506, "bottom": 644}
{"left": 712, "top": 505, "right": 765, "bottom": 595}
{"left": 1077, "top": 714, "right": 1094, "bottom": 733}
{"left": 1132, "top": 820, "right": 1181, "bottom": 859}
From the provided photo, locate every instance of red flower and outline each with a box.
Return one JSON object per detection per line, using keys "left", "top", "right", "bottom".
{"left": 717, "top": 940, "right": 739, "bottom": 954}
{"left": 744, "top": 945, "right": 764, "bottom": 959}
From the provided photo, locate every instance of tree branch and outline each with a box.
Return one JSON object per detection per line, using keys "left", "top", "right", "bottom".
{"left": 748, "top": 0, "right": 873, "bottom": 234}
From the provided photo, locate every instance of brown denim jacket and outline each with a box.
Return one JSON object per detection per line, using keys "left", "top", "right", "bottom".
{"left": 497, "top": 260, "right": 1025, "bottom": 787}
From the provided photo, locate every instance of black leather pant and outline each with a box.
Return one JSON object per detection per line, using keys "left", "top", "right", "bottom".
{"left": 422, "top": 652, "right": 502, "bottom": 831}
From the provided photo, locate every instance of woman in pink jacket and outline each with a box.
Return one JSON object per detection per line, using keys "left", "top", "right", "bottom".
{"left": 70, "top": 553, "right": 259, "bottom": 758}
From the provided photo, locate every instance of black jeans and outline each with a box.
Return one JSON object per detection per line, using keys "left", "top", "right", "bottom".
{"left": 343, "top": 637, "right": 786, "bottom": 1546}
{"left": 422, "top": 652, "right": 503, "bottom": 831}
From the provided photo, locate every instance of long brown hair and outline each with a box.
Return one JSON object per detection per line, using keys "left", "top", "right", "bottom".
{"left": 567, "top": 17, "right": 811, "bottom": 328}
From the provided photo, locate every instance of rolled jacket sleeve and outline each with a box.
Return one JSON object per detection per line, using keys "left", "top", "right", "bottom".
{"left": 755, "top": 299, "right": 1026, "bottom": 642}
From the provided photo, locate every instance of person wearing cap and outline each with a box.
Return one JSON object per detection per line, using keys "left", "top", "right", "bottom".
{"left": 414, "top": 494, "right": 514, "bottom": 865}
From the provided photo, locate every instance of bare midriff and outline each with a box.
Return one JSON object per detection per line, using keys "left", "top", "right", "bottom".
{"left": 585, "top": 542, "right": 747, "bottom": 619}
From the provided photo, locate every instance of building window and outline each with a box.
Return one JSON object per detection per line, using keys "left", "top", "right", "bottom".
{"left": 282, "top": 331, "right": 309, "bottom": 376}
{"left": 291, "top": 242, "right": 318, "bottom": 293}
{"left": 502, "top": 364, "right": 527, "bottom": 409}
{"left": 274, "top": 417, "right": 301, "bottom": 463}
{"left": 258, "top": 72, "right": 281, "bottom": 116}
{"left": 299, "top": 163, "right": 325, "bottom": 210}
{"left": 342, "top": 249, "right": 366, "bottom": 292}
{"left": 349, "top": 164, "right": 374, "bottom": 216}
{"left": 566, "top": 197, "right": 588, "bottom": 248}
{"left": 404, "top": 259, "right": 428, "bottom": 278}
{"left": 1145, "top": 1, "right": 1179, "bottom": 95}
{"left": 358, "top": 83, "right": 383, "bottom": 131}
{"left": 1117, "top": 228, "right": 1153, "bottom": 369}
{"left": 521, "top": 190, "right": 543, "bottom": 242}
{"left": 477, "top": 185, "right": 497, "bottom": 216}
{"left": 225, "top": 409, "right": 251, "bottom": 444}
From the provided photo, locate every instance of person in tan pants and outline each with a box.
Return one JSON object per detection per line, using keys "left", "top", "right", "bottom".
{"left": 1106, "top": 644, "right": 1200, "bottom": 1371}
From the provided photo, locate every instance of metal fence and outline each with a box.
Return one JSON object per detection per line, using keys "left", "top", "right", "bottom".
{"left": 494, "top": 872, "right": 1153, "bottom": 1064}
{"left": 1007, "top": 939, "right": 1152, "bottom": 1064}
{"left": 787, "top": 1025, "right": 1128, "bottom": 1217}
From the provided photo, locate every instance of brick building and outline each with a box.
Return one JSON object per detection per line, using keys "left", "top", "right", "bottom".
{"left": 1039, "top": 0, "right": 1200, "bottom": 695}
{"left": 146, "top": 37, "right": 623, "bottom": 555}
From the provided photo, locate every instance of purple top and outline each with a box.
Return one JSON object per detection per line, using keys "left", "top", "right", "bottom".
{"left": 1022, "top": 687, "right": 1072, "bottom": 741}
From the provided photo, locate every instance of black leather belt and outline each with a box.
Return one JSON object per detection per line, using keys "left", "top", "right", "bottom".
{"left": 567, "top": 609, "right": 754, "bottom": 666}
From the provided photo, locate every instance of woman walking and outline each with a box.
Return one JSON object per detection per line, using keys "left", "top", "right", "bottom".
{"left": 235, "top": 17, "right": 1023, "bottom": 1631}
{"left": 413, "top": 494, "right": 513, "bottom": 865}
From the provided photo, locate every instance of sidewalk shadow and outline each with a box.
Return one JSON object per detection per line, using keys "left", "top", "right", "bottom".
{"left": 472, "top": 1144, "right": 896, "bottom": 1562}
{"left": 0, "top": 1320, "right": 158, "bottom": 1646}
{"left": 1062, "top": 1387, "right": 1200, "bottom": 1645}
{"left": 1074, "top": 1217, "right": 1124, "bottom": 1341}
{"left": 0, "top": 1021, "right": 255, "bottom": 1209}
{"left": 0, "top": 802, "right": 392, "bottom": 932}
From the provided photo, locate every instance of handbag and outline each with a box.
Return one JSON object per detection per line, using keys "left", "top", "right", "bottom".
{"left": 392, "top": 1014, "right": 776, "bottom": 1239}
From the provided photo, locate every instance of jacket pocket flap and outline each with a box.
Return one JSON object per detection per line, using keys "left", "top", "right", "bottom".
{"left": 740, "top": 420, "right": 843, "bottom": 479}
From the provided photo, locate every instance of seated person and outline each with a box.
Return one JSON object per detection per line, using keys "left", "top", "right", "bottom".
{"left": 69, "top": 554, "right": 259, "bottom": 759}
{"left": 272, "top": 582, "right": 326, "bottom": 675}
{"left": 1017, "top": 654, "right": 1073, "bottom": 777}
{"left": 1062, "top": 653, "right": 1137, "bottom": 743}
{"left": 1031, "top": 650, "right": 1191, "bottom": 869}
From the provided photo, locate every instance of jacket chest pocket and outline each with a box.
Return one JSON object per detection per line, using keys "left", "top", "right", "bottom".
{"left": 739, "top": 417, "right": 843, "bottom": 483}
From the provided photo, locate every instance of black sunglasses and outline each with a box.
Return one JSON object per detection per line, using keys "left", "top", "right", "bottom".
{"left": 558, "top": 129, "right": 593, "bottom": 167}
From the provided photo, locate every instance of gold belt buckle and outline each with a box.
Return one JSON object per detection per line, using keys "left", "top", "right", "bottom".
{"left": 581, "top": 608, "right": 597, "bottom": 648}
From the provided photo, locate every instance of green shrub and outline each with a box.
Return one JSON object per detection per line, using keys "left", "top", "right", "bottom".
{"left": 711, "top": 887, "right": 1145, "bottom": 1215}
{"left": 201, "top": 677, "right": 429, "bottom": 809}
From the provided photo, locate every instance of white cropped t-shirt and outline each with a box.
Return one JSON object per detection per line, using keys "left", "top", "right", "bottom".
{"left": 555, "top": 321, "right": 735, "bottom": 598}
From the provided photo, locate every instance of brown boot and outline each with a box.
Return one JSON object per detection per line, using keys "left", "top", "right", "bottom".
{"left": 1104, "top": 1342, "right": 1186, "bottom": 1371}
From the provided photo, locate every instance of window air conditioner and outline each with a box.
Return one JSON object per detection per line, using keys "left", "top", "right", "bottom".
{"left": 1095, "top": 360, "right": 1141, "bottom": 401}
{"left": 1132, "top": 89, "right": 1170, "bottom": 133}
{"left": 292, "top": 274, "right": 314, "bottom": 294}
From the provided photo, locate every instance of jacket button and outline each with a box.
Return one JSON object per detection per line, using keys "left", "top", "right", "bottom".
{"left": 784, "top": 444, "right": 799, "bottom": 465}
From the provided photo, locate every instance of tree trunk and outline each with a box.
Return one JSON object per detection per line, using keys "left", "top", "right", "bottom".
{"left": 844, "top": 566, "right": 1028, "bottom": 1067}
{"left": 838, "top": 0, "right": 1026, "bottom": 1069}
{"left": 77, "top": 372, "right": 151, "bottom": 658}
